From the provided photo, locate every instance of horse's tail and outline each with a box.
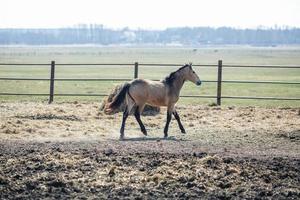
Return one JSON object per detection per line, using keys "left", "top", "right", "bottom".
{"left": 105, "top": 83, "right": 131, "bottom": 114}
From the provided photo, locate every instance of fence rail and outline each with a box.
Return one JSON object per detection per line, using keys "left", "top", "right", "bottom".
{"left": 0, "top": 60, "right": 300, "bottom": 105}
{"left": 1, "top": 78, "right": 300, "bottom": 85}
{"left": 1, "top": 63, "right": 300, "bottom": 68}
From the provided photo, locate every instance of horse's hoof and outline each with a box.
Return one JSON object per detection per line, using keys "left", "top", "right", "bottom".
{"left": 142, "top": 130, "right": 147, "bottom": 136}
{"left": 119, "top": 135, "right": 124, "bottom": 140}
{"left": 164, "top": 135, "right": 168, "bottom": 138}
{"left": 181, "top": 129, "right": 186, "bottom": 134}
{"left": 141, "top": 127, "right": 147, "bottom": 134}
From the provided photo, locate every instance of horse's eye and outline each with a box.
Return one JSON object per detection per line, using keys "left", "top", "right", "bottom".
{"left": 193, "top": 71, "right": 195, "bottom": 74}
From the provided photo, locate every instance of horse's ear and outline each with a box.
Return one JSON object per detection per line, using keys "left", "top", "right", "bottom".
{"left": 189, "top": 62, "right": 193, "bottom": 68}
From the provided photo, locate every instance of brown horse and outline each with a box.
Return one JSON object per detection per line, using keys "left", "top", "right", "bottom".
{"left": 105, "top": 64, "right": 202, "bottom": 140}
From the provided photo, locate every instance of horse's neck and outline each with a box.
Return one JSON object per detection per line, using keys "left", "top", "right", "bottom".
{"left": 171, "top": 74, "right": 185, "bottom": 95}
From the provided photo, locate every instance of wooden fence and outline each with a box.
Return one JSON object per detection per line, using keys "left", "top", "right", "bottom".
{"left": 0, "top": 60, "right": 300, "bottom": 105}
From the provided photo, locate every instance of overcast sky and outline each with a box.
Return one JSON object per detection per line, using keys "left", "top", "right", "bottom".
{"left": 1, "top": 0, "right": 299, "bottom": 29}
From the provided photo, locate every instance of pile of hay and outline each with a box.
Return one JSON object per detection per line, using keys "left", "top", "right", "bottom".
{"left": 100, "top": 83, "right": 160, "bottom": 116}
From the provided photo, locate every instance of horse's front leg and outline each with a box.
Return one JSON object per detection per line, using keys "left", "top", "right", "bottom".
{"left": 164, "top": 104, "right": 175, "bottom": 138}
{"left": 163, "top": 110, "right": 172, "bottom": 138}
{"left": 173, "top": 110, "right": 186, "bottom": 134}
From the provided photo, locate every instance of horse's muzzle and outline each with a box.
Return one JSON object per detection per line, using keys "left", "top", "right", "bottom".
{"left": 196, "top": 81, "right": 202, "bottom": 86}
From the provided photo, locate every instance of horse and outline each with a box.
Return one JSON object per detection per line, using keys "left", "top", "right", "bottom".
{"left": 105, "top": 63, "right": 202, "bottom": 140}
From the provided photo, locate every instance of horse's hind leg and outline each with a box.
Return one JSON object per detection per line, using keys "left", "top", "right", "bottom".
{"left": 173, "top": 110, "right": 186, "bottom": 134}
{"left": 134, "top": 106, "right": 147, "bottom": 136}
{"left": 120, "top": 107, "right": 129, "bottom": 140}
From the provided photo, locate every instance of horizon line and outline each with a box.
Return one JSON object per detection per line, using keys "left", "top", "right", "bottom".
{"left": 1, "top": 24, "right": 300, "bottom": 31}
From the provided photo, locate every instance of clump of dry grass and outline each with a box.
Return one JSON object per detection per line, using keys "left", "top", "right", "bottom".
{"left": 200, "top": 155, "right": 221, "bottom": 168}
{"left": 3, "top": 128, "right": 18, "bottom": 134}
{"left": 15, "top": 113, "right": 82, "bottom": 121}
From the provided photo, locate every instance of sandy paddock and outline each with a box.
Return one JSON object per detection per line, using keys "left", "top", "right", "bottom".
{"left": 0, "top": 102, "right": 299, "bottom": 199}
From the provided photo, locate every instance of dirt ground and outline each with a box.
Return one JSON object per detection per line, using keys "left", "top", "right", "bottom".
{"left": 0, "top": 102, "right": 299, "bottom": 199}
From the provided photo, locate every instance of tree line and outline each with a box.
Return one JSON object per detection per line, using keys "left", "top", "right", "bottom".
{"left": 0, "top": 25, "right": 299, "bottom": 45}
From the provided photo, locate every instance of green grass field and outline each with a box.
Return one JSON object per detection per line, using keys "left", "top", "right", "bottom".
{"left": 0, "top": 45, "right": 299, "bottom": 107}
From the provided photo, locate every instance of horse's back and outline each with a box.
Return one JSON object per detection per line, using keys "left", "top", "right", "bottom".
{"left": 130, "top": 79, "right": 149, "bottom": 94}
{"left": 129, "top": 79, "right": 168, "bottom": 106}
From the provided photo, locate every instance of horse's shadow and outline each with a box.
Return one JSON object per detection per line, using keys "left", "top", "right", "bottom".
{"left": 120, "top": 136, "right": 188, "bottom": 142}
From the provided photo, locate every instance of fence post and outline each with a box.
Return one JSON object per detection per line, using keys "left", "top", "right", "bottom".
{"left": 134, "top": 62, "right": 138, "bottom": 79}
{"left": 48, "top": 61, "right": 55, "bottom": 104}
{"left": 217, "top": 60, "right": 223, "bottom": 106}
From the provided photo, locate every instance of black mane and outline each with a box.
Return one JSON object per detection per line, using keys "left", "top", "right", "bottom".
{"left": 163, "top": 64, "right": 190, "bottom": 86}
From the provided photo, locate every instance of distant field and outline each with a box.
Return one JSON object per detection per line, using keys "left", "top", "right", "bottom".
{"left": 0, "top": 45, "right": 299, "bottom": 107}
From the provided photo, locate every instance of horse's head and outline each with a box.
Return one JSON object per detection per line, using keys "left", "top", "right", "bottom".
{"left": 182, "top": 63, "right": 202, "bottom": 86}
